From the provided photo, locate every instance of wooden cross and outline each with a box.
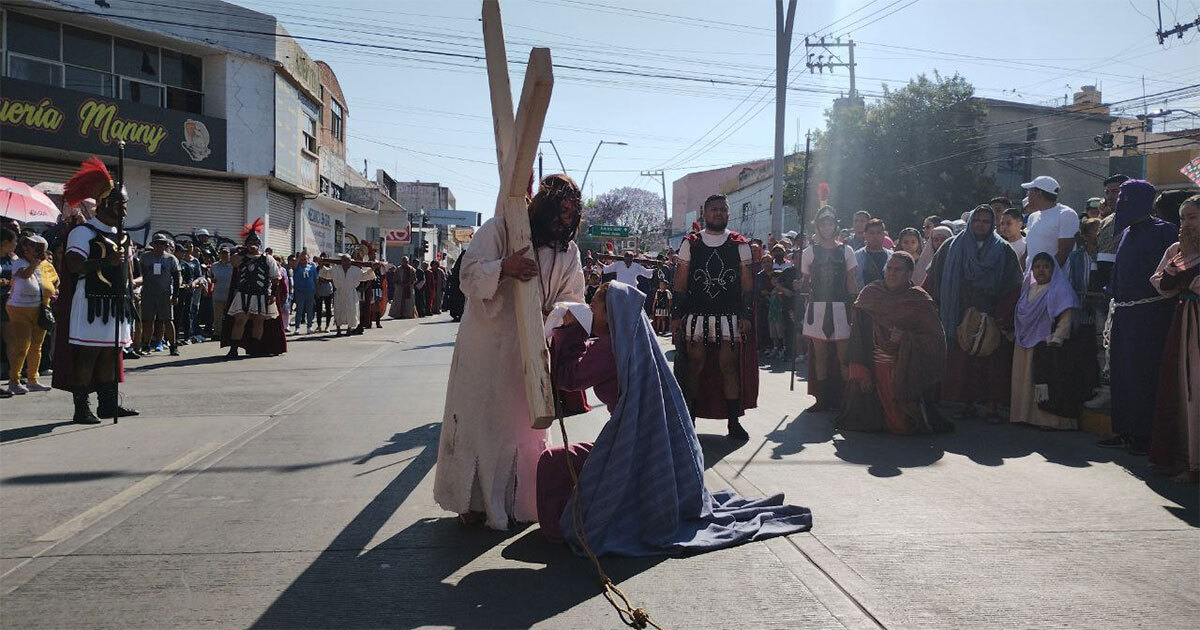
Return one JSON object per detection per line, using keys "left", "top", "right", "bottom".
{"left": 482, "top": 0, "right": 557, "bottom": 430}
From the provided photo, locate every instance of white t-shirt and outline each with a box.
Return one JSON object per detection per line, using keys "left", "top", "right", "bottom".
{"left": 677, "top": 230, "right": 752, "bottom": 264}
{"left": 7, "top": 259, "right": 42, "bottom": 308}
{"left": 1024, "top": 204, "right": 1078, "bottom": 268}
{"left": 1007, "top": 236, "right": 1027, "bottom": 266}
{"left": 602, "top": 260, "right": 653, "bottom": 286}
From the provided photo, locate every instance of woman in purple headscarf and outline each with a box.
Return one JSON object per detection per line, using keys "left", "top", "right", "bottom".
{"left": 1011, "top": 252, "right": 1084, "bottom": 430}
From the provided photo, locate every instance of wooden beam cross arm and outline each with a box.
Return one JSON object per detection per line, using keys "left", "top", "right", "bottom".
{"left": 483, "top": 0, "right": 558, "bottom": 429}
{"left": 482, "top": 0, "right": 514, "bottom": 176}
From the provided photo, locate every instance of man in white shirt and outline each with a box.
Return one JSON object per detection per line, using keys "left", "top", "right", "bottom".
{"left": 1021, "top": 175, "right": 1079, "bottom": 268}
{"left": 602, "top": 251, "right": 653, "bottom": 287}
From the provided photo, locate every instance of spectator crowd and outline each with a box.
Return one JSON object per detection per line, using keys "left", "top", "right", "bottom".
{"left": 577, "top": 174, "right": 1198, "bottom": 485}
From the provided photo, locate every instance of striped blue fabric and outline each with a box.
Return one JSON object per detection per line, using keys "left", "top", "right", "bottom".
{"left": 562, "top": 282, "right": 812, "bottom": 557}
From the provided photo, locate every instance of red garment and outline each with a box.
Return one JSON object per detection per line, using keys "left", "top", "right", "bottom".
{"left": 536, "top": 442, "right": 593, "bottom": 543}
{"left": 219, "top": 269, "right": 287, "bottom": 355}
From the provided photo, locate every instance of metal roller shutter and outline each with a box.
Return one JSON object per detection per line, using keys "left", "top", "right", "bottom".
{"left": 150, "top": 174, "right": 244, "bottom": 241}
{"left": 267, "top": 190, "right": 295, "bottom": 255}
{"left": 0, "top": 157, "right": 82, "bottom": 186}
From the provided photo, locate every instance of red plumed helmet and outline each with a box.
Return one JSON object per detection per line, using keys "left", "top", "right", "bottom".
{"left": 63, "top": 157, "right": 114, "bottom": 206}
{"left": 240, "top": 217, "right": 264, "bottom": 242}
{"left": 817, "top": 182, "right": 830, "bottom": 206}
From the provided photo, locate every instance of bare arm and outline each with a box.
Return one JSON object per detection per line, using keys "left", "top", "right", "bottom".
{"left": 1054, "top": 238, "right": 1074, "bottom": 268}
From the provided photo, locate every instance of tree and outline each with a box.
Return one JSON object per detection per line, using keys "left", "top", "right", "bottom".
{"left": 584, "top": 187, "right": 668, "bottom": 251}
{"left": 816, "top": 72, "right": 995, "bottom": 232}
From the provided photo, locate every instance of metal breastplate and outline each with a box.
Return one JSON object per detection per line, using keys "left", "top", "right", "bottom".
{"left": 79, "top": 225, "right": 135, "bottom": 324}
{"left": 238, "top": 256, "right": 272, "bottom": 296}
{"left": 809, "top": 245, "right": 850, "bottom": 303}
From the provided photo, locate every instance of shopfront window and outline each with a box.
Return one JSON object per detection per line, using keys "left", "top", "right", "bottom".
{"left": 3, "top": 13, "right": 204, "bottom": 113}
{"left": 121, "top": 78, "right": 163, "bottom": 107}
{"left": 65, "top": 65, "right": 115, "bottom": 97}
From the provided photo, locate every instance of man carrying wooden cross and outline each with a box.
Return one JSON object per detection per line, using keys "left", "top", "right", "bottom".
{"left": 433, "top": 174, "right": 586, "bottom": 529}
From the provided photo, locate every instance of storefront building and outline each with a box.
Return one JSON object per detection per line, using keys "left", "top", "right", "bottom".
{"left": 0, "top": 1, "right": 319, "bottom": 254}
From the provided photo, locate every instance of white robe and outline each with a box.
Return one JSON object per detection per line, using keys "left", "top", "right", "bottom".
{"left": 321, "top": 265, "right": 373, "bottom": 328}
{"left": 433, "top": 216, "right": 585, "bottom": 529}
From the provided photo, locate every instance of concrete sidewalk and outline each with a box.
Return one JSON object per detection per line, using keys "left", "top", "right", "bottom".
{"left": 1, "top": 318, "right": 1196, "bottom": 629}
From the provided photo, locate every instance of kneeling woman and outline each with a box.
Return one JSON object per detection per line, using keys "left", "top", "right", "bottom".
{"left": 1011, "top": 252, "right": 1085, "bottom": 430}
{"left": 537, "top": 281, "right": 811, "bottom": 556}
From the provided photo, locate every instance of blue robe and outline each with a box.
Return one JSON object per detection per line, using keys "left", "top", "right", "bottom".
{"left": 562, "top": 282, "right": 812, "bottom": 557}
{"left": 1109, "top": 217, "right": 1178, "bottom": 439}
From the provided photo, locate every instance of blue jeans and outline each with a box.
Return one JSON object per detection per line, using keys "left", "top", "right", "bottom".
{"left": 293, "top": 292, "right": 316, "bottom": 328}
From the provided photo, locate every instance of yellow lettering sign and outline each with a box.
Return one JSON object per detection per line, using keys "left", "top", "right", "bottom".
{"left": 78, "top": 99, "right": 168, "bottom": 154}
{"left": 0, "top": 97, "right": 65, "bottom": 131}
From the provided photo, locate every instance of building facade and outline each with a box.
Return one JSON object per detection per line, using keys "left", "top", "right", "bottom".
{"left": 0, "top": 0, "right": 323, "bottom": 254}
{"left": 670, "top": 159, "right": 770, "bottom": 234}
{"left": 979, "top": 88, "right": 1115, "bottom": 212}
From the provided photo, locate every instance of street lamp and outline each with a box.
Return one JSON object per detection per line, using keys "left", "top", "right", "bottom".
{"left": 1135, "top": 108, "right": 1199, "bottom": 132}
{"left": 580, "top": 140, "right": 628, "bottom": 194}
{"left": 538, "top": 140, "right": 568, "bottom": 178}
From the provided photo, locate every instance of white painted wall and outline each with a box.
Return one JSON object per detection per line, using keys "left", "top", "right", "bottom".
{"left": 246, "top": 178, "right": 269, "bottom": 233}
{"left": 209, "top": 57, "right": 275, "bottom": 178}
{"left": 123, "top": 164, "right": 153, "bottom": 227}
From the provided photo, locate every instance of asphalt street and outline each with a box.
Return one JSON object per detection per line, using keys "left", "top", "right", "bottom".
{"left": 1, "top": 315, "right": 1196, "bottom": 629}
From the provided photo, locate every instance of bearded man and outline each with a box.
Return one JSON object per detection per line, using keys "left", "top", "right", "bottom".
{"left": 671, "top": 193, "right": 757, "bottom": 441}
{"left": 434, "top": 174, "right": 586, "bottom": 530}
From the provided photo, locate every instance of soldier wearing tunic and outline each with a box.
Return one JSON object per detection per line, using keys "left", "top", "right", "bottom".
{"left": 224, "top": 220, "right": 279, "bottom": 358}
{"left": 672, "top": 193, "right": 755, "bottom": 441}
{"left": 51, "top": 157, "right": 139, "bottom": 424}
{"left": 799, "top": 206, "right": 858, "bottom": 411}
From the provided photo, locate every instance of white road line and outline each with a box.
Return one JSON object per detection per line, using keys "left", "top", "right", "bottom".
{"left": 1, "top": 325, "right": 420, "bottom": 591}
{"left": 35, "top": 442, "right": 224, "bottom": 544}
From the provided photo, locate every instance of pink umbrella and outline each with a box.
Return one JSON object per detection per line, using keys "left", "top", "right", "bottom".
{"left": 1, "top": 177, "right": 62, "bottom": 224}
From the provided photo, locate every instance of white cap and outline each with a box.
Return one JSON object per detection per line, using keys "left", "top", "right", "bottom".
{"left": 1020, "top": 175, "right": 1060, "bottom": 194}
{"left": 784, "top": 230, "right": 798, "bottom": 239}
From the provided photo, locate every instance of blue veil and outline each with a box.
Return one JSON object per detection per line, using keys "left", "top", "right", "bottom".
{"left": 561, "top": 282, "right": 812, "bottom": 556}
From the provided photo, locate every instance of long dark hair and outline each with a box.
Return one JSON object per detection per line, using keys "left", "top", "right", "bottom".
{"left": 529, "top": 174, "right": 581, "bottom": 252}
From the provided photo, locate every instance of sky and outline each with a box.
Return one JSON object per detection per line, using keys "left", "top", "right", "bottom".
{"left": 232, "top": 0, "right": 1200, "bottom": 219}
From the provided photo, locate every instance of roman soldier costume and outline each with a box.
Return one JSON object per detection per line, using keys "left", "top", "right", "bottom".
{"left": 226, "top": 219, "right": 277, "bottom": 318}
{"left": 51, "top": 157, "right": 139, "bottom": 424}
{"left": 672, "top": 228, "right": 759, "bottom": 426}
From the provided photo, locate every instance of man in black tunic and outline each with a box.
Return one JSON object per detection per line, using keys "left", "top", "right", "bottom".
{"left": 672, "top": 194, "right": 756, "bottom": 440}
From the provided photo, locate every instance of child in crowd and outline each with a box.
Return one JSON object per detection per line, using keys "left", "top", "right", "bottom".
{"left": 652, "top": 279, "right": 671, "bottom": 336}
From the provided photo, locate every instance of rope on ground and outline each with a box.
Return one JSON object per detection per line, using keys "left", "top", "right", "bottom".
{"left": 556, "top": 408, "right": 664, "bottom": 630}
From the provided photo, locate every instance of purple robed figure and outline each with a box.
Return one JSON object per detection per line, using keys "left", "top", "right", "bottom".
{"left": 1108, "top": 180, "right": 1178, "bottom": 449}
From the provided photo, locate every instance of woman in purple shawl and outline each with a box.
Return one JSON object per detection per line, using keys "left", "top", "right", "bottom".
{"left": 536, "top": 281, "right": 811, "bottom": 556}
{"left": 1010, "top": 252, "right": 1083, "bottom": 430}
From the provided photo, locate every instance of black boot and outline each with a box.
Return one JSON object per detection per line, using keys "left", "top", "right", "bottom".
{"left": 72, "top": 392, "right": 101, "bottom": 425}
{"left": 96, "top": 383, "right": 139, "bottom": 418}
{"left": 226, "top": 346, "right": 238, "bottom": 358}
{"left": 726, "top": 399, "right": 749, "bottom": 440}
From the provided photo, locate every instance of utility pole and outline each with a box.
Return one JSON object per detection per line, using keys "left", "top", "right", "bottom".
{"left": 804, "top": 36, "right": 858, "bottom": 98}
{"left": 641, "top": 169, "right": 669, "bottom": 247}
{"left": 772, "top": 0, "right": 798, "bottom": 241}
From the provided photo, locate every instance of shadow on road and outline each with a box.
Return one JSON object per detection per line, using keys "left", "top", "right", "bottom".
{"left": 763, "top": 407, "right": 1198, "bottom": 525}
{"left": 252, "top": 421, "right": 661, "bottom": 628}
{"left": 0, "top": 421, "right": 76, "bottom": 443}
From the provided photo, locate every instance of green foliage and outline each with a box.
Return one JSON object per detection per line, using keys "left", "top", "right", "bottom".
{"left": 816, "top": 72, "right": 995, "bottom": 232}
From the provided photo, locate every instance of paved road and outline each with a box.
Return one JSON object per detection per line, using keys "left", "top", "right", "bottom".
{"left": 1, "top": 316, "right": 1196, "bottom": 629}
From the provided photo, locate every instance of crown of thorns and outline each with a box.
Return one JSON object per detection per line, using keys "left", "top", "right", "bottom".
{"left": 535, "top": 175, "right": 581, "bottom": 203}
